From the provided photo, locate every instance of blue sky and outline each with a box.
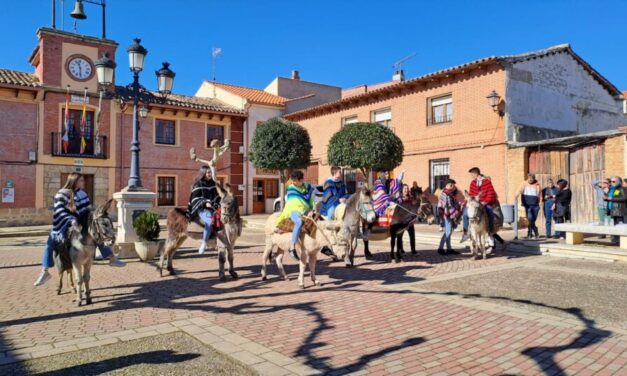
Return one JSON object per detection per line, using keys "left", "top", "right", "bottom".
{"left": 1, "top": 1, "right": 626, "bottom": 95}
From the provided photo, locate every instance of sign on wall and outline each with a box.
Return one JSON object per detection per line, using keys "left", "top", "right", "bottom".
{"left": 2, "top": 188, "right": 14, "bottom": 203}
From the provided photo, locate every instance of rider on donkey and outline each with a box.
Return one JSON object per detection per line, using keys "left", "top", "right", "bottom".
{"left": 188, "top": 165, "right": 221, "bottom": 255}
{"left": 372, "top": 170, "right": 405, "bottom": 217}
{"left": 319, "top": 166, "right": 349, "bottom": 258}
{"left": 460, "top": 167, "right": 499, "bottom": 249}
{"left": 276, "top": 170, "right": 316, "bottom": 261}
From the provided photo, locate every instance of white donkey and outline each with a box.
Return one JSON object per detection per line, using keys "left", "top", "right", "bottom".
{"left": 464, "top": 190, "right": 491, "bottom": 260}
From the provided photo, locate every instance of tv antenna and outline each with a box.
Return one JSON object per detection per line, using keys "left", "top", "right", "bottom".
{"left": 393, "top": 52, "right": 416, "bottom": 74}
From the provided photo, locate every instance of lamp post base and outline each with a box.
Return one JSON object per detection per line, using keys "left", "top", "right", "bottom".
{"left": 112, "top": 189, "right": 156, "bottom": 258}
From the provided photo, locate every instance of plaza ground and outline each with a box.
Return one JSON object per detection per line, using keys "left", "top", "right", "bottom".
{"left": 0, "top": 221, "right": 626, "bottom": 375}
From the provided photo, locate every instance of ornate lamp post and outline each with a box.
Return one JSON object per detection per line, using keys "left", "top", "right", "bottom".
{"left": 95, "top": 38, "right": 175, "bottom": 191}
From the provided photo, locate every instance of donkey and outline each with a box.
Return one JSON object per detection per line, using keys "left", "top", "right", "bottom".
{"left": 262, "top": 213, "right": 349, "bottom": 289}
{"left": 330, "top": 188, "right": 376, "bottom": 267}
{"left": 362, "top": 200, "right": 420, "bottom": 263}
{"left": 464, "top": 191, "right": 503, "bottom": 259}
{"left": 160, "top": 183, "right": 242, "bottom": 280}
{"left": 53, "top": 199, "right": 116, "bottom": 306}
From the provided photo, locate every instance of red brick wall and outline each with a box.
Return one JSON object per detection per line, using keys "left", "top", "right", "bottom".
{"left": 0, "top": 100, "right": 38, "bottom": 208}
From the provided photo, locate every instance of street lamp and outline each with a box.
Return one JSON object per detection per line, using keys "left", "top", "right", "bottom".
{"left": 486, "top": 90, "right": 503, "bottom": 116}
{"left": 95, "top": 38, "right": 175, "bottom": 191}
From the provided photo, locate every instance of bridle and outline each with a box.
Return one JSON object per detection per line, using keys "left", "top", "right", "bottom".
{"left": 89, "top": 211, "right": 115, "bottom": 245}
{"left": 467, "top": 202, "right": 485, "bottom": 224}
{"left": 358, "top": 200, "right": 376, "bottom": 223}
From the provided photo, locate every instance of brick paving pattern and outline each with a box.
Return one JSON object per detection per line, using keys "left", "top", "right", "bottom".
{"left": 1, "top": 239, "right": 626, "bottom": 375}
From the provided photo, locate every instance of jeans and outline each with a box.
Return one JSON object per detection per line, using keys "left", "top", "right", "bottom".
{"left": 42, "top": 233, "right": 113, "bottom": 269}
{"left": 463, "top": 205, "right": 495, "bottom": 233}
{"left": 525, "top": 205, "right": 540, "bottom": 237}
{"left": 438, "top": 219, "right": 453, "bottom": 250}
{"left": 554, "top": 216, "right": 565, "bottom": 238}
{"left": 544, "top": 201, "right": 554, "bottom": 237}
{"left": 597, "top": 207, "right": 608, "bottom": 225}
{"left": 290, "top": 211, "right": 303, "bottom": 247}
{"left": 326, "top": 205, "right": 337, "bottom": 220}
{"left": 198, "top": 209, "right": 214, "bottom": 241}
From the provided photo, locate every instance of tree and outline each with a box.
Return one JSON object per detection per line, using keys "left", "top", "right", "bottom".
{"left": 249, "top": 117, "right": 312, "bottom": 210}
{"left": 327, "top": 122, "right": 404, "bottom": 186}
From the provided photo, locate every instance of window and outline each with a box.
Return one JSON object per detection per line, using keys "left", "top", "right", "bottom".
{"left": 61, "top": 108, "right": 95, "bottom": 154}
{"left": 372, "top": 108, "right": 392, "bottom": 128}
{"left": 342, "top": 115, "right": 358, "bottom": 127}
{"left": 430, "top": 159, "right": 450, "bottom": 192}
{"left": 155, "top": 119, "right": 176, "bottom": 145}
{"left": 157, "top": 176, "right": 176, "bottom": 206}
{"left": 206, "top": 125, "right": 225, "bottom": 147}
{"left": 429, "top": 95, "right": 452, "bottom": 125}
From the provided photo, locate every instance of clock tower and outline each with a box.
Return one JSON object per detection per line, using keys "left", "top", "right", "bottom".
{"left": 29, "top": 27, "right": 118, "bottom": 92}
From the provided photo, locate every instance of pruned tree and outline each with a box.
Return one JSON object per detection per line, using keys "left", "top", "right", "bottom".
{"left": 327, "top": 122, "right": 404, "bottom": 186}
{"left": 249, "top": 117, "right": 312, "bottom": 210}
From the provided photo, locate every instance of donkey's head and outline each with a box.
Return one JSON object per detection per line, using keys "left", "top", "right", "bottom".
{"left": 216, "top": 183, "right": 239, "bottom": 224}
{"left": 90, "top": 199, "right": 116, "bottom": 246}
{"left": 464, "top": 190, "right": 484, "bottom": 223}
{"left": 67, "top": 221, "right": 84, "bottom": 250}
{"left": 357, "top": 188, "right": 376, "bottom": 223}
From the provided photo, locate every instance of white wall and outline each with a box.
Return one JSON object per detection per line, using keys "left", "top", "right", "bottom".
{"left": 506, "top": 52, "right": 623, "bottom": 140}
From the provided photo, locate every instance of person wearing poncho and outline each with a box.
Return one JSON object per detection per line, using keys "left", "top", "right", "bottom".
{"left": 276, "top": 170, "right": 315, "bottom": 260}
{"left": 372, "top": 171, "right": 405, "bottom": 217}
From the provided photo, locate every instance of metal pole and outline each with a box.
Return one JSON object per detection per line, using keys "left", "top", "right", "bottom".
{"left": 102, "top": 0, "right": 106, "bottom": 38}
{"left": 514, "top": 200, "right": 519, "bottom": 239}
{"left": 52, "top": 0, "right": 56, "bottom": 29}
{"left": 127, "top": 71, "right": 142, "bottom": 189}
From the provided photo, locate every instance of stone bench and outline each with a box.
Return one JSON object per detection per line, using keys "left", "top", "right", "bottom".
{"left": 554, "top": 223, "right": 627, "bottom": 249}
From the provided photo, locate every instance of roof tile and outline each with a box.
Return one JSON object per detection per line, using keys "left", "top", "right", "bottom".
{"left": 0, "top": 69, "right": 40, "bottom": 87}
{"left": 213, "top": 82, "right": 287, "bottom": 106}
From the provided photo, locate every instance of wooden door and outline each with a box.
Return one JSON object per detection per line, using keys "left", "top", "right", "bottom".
{"left": 60, "top": 173, "right": 94, "bottom": 202}
{"left": 569, "top": 144, "right": 604, "bottom": 225}
{"left": 252, "top": 179, "right": 265, "bottom": 214}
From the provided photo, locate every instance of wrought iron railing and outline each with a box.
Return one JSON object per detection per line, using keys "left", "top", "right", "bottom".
{"left": 51, "top": 132, "right": 108, "bottom": 159}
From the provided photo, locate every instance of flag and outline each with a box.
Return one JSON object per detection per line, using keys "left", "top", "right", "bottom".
{"left": 94, "top": 90, "right": 102, "bottom": 156}
{"left": 212, "top": 47, "right": 222, "bottom": 58}
{"left": 79, "top": 88, "right": 87, "bottom": 154}
{"left": 62, "top": 86, "right": 70, "bottom": 153}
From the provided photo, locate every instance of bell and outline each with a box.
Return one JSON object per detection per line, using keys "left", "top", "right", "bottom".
{"left": 70, "top": 0, "right": 87, "bottom": 20}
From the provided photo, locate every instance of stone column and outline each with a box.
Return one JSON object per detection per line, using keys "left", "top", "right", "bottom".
{"left": 112, "top": 189, "right": 156, "bottom": 258}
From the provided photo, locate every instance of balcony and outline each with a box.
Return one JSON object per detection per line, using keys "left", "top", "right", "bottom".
{"left": 51, "top": 132, "right": 108, "bottom": 159}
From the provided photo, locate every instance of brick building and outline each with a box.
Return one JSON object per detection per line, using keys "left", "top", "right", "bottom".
{"left": 0, "top": 27, "right": 245, "bottom": 226}
{"left": 285, "top": 44, "right": 625, "bottom": 225}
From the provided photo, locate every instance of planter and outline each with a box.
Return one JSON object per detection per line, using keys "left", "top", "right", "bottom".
{"left": 134, "top": 239, "right": 164, "bottom": 262}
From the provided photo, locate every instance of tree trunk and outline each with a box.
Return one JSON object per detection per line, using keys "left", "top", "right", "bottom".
{"left": 279, "top": 169, "right": 286, "bottom": 211}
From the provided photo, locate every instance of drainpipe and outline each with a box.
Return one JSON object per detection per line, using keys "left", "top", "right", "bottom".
{"left": 243, "top": 102, "right": 251, "bottom": 215}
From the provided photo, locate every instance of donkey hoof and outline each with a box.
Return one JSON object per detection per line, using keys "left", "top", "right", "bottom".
{"left": 299, "top": 284, "right": 305, "bottom": 289}
{"left": 314, "top": 280, "right": 321, "bottom": 286}
{"left": 261, "top": 275, "right": 267, "bottom": 281}
{"left": 86, "top": 298, "right": 92, "bottom": 305}
{"left": 57, "top": 290, "right": 61, "bottom": 295}
{"left": 168, "top": 269, "right": 176, "bottom": 276}
{"left": 229, "top": 271, "right": 239, "bottom": 279}
{"left": 283, "top": 276, "right": 290, "bottom": 281}
{"left": 345, "top": 263, "right": 352, "bottom": 268}
{"left": 220, "top": 275, "right": 227, "bottom": 282}
{"left": 394, "top": 258, "right": 401, "bottom": 264}
{"left": 76, "top": 300, "right": 82, "bottom": 307}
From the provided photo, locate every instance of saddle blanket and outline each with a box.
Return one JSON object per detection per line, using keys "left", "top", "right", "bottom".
{"left": 375, "top": 208, "right": 394, "bottom": 228}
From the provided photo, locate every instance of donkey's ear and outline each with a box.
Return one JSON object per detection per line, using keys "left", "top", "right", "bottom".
{"left": 463, "top": 190, "right": 470, "bottom": 199}
{"left": 224, "top": 183, "right": 232, "bottom": 195}
{"left": 101, "top": 199, "right": 113, "bottom": 214}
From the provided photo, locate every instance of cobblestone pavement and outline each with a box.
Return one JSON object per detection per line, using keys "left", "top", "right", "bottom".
{"left": 1, "top": 230, "right": 626, "bottom": 375}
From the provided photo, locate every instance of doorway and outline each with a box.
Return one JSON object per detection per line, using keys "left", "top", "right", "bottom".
{"left": 252, "top": 179, "right": 279, "bottom": 214}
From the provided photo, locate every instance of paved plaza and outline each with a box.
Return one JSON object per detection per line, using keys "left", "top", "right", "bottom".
{"left": 0, "top": 226, "right": 626, "bottom": 375}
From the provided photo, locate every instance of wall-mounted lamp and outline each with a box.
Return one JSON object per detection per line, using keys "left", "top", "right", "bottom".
{"left": 139, "top": 105, "right": 149, "bottom": 119}
{"left": 486, "top": 90, "right": 504, "bottom": 116}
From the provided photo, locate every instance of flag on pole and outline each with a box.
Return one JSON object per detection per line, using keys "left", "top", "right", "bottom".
{"left": 62, "top": 86, "right": 70, "bottom": 153}
{"left": 79, "top": 88, "right": 87, "bottom": 154}
{"left": 94, "top": 90, "right": 102, "bottom": 156}
{"left": 212, "top": 47, "right": 222, "bottom": 57}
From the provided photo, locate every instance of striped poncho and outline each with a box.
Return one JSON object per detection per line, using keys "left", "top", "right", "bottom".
{"left": 320, "top": 178, "right": 349, "bottom": 218}
{"left": 276, "top": 183, "right": 315, "bottom": 226}
{"left": 51, "top": 189, "right": 91, "bottom": 241}
{"left": 372, "top": 173, "right": 404, "bottom": 216}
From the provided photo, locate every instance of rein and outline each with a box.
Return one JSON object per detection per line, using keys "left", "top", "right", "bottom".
{"left": 90, "top": 212, "right": 114, "bottom": 245}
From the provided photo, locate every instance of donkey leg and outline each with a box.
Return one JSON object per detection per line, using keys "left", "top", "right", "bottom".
{"left": 298, "top": 248, "right": 307, "bottom": 289}
{"left": 261, "top": 240, "right": 273, "bottom": 280}
{"left": 396, "top": 233, "right": 404, "bottom": 262}
{"left": 389, "top": 233, "right": 397, "bottom": 262}
{"left": 57, "top": 271, "right": 63, "bottom": 295}
{"left": 69, "top": 271, "right": 76, "bottom": 293}
{"left": 276, "top": 251, "right": 288, "bottom": 281}
{"left": 73, "top": 265, "right": 83, "bottom": 307}
{"left": 363, "top": 224, "right": 373, "bottom": 259}
{"left": 227, "top": 245, "right": 238, "bottom": 279}
{"left": 309, "top": 252, "right": 320, "bottom": 286}
{"left": 84, "top": 262, "right": 93, "bottom": 305}
{"left": 218, "top": 247, "right": 227, "bottom": 281}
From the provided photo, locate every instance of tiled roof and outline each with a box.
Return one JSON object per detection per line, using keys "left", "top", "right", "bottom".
{"left": 0, "top": 69, "right": 40, "bottom": 88}
{"left": 212, "top": 81, "right": 287, "bottom": 106}
{"left": 115, "top": 86, "right": 245, "bottom": 115}
{"left": 286, "top": 44, "right": 622, "bottom": 121}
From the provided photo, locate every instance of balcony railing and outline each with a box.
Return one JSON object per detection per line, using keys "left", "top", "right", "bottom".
{"left": 51, "top": 132, "right": 108, "bottom": 159}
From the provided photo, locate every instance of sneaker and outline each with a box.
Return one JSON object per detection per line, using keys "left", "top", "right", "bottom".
{"left": 198, "top": 241, "right": 207, "bottom": 255}
{"left": 109, "top": 256, "right": 126, "bottom": 267}
{"left": 288, "top": 248, "right": 300, "bottom": 261}
{"left": 34, "top": 270, "right": 51, "bottom": 287}
{"left": 487, "top": 237, "right": 495, "bottom": 247}
{"left": 460, "top": 234, "right": 469, "bottom": 243}
{"left": 447, "top": 249, "right": 461, "bottom": 255}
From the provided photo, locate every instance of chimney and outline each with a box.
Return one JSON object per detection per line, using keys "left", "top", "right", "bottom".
{"left": 392, "top": 69, "right": 405, "bottom": 82}
{"left": 291, "top": 70, "right": 300, "bottom": 80}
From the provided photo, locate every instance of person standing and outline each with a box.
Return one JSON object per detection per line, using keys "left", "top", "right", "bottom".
{"left": 410, "top": 181, "right": 422, "bottom": 201}
{"left": 592, "top": 178, "right": 610, "bottom": 225}
{"left": 437, "top": 179, "right": 463, "bottom": 255}
{"left": 604, "top": 176, "right": 627, "bottom": 225}
{"left": 542, "top": 179, "right": 560, "bottom": 238}
{"left": 398, "top": 184, "right": 417, "bottom": 254}
{"left": 518, "top": 173, "right": 541, "bottom": 239}
{"left": 188, "top": 166, "right": 221, "bottom": 255}
{"left": 552, "top": 179, "right": 572, "bottom": 239}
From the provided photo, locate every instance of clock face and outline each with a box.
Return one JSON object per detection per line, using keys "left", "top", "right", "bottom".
{"left": 67, "top": 57, "right": 93, "bottom": 81}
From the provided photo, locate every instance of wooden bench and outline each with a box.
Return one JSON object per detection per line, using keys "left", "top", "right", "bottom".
{"left": 554, "top": 223, "right": 627, "bottom": 249}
